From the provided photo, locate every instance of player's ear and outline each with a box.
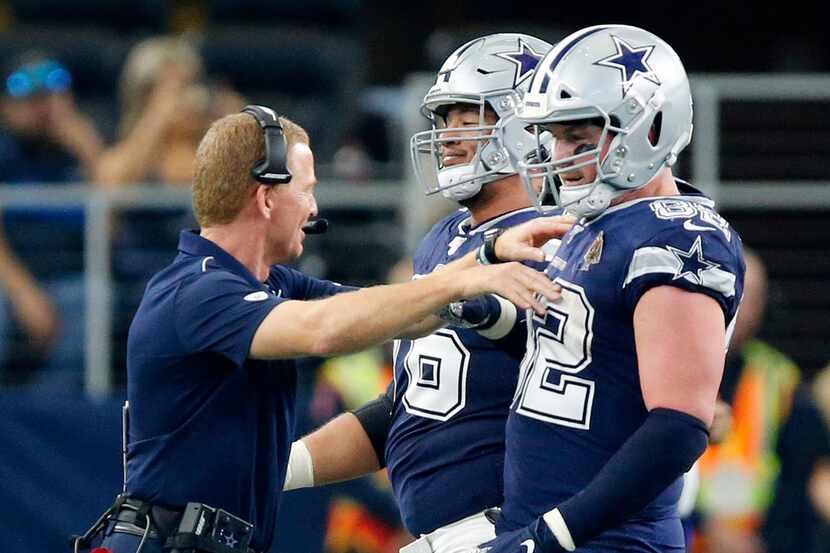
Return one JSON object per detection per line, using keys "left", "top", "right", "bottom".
{"left": 255, "top": 185, "right": 273, "bottom": 219}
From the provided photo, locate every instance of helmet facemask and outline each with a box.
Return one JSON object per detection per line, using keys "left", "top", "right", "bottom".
{"left": 410, "top": 99, "right": 511, "bottom": 202}
{"left": 409, "top": 33, "right": 554, "bottom": 203}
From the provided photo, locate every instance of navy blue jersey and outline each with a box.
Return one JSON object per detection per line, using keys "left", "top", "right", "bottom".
{"left": 125, "top": 230, "right": 348, "bottom": 552}
{"left": 499, "top": 184, "right": 745, "bottom": 550}
{"left": 385, "top": 207, "right": 545, "bottom": 535}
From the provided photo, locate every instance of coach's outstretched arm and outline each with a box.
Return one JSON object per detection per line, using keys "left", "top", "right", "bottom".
{"left": 250, "top": 216, "right": 572, "bottom": 360}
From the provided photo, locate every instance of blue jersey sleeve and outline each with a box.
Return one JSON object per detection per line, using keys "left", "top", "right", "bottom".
{"left": 622, "top": 225, "right": 745, "bottom": 324}
{"left": 174, "top": 271, "right": 286, "bottom": 367}
{"left": 272, "top": 265, "right": 358, "bottom": 300}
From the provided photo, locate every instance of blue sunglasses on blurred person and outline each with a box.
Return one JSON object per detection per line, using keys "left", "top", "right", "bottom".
{"left": 5, "top": 59, "right": 72, "bottom": 98}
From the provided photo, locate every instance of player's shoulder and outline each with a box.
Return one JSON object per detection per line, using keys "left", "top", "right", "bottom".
{"left": 615, "top": 188, "right": 745, "bottom": 303}
{"left": 414, "top": 208, "right": 471, "bottom": 261}
{"left": 424, "top": 208, "right": 471, "bottom": 241}
{"left": 615, "top": 185, "right": 741, "bottom": 253}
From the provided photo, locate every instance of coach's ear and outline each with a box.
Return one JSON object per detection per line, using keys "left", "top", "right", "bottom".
{"left": 255, "top": 184, "right": 274, "bottom": 219}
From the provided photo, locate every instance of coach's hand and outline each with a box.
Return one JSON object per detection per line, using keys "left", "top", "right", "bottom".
{"left": 495, "top": 215, "right": 576, "bottom": 264}
{"left": 458, "top": 262, "right": 560, "bottom": 316}
{"left": 477, "top": 516, "right": 569, "bottom": 553}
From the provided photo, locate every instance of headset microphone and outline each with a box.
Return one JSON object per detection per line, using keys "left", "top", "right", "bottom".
{"left": 302, "top": 218, "right": 329, "bottom": 234}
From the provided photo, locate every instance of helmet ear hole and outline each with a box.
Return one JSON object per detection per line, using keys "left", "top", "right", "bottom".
{"left": 649, "top": 112, "right": 663, "bottom": 147}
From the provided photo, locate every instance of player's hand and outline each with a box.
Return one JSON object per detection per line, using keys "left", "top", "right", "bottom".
{"left": 495, "top": 215, "right": 576, "bottom": 264}
{"left": 458, "top": 262, "right": 560, "bottom": 316}
{"left": 477, "top": 517, "right": 566, "bottom": 553}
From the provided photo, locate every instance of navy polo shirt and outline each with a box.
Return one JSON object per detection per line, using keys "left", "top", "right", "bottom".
{"left": 125, "top": 230, "right": 350, "bottom": 551}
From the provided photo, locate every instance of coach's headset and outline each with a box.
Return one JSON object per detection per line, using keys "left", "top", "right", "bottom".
{"left": 241, "top": 105, "right": 328, "bottom": 234}
{"left": 242, "top": 104, "right": 292, "bottom": 184}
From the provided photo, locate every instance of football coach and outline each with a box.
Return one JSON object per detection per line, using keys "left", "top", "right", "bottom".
{"left": 74, "top": 106, "right": 571, "bottom": 553}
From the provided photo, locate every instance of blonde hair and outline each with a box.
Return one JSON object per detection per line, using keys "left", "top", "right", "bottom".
{"left": 118, "top": 36, "right": 203, "bottom": 136}
{"left": 192, "top": 112, "right": 309, "bottom": 227}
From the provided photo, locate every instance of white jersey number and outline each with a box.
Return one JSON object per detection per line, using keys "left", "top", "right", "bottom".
{"left": 402, "top": 329, "right": 470, "bottom": 421}
{"left": 515, "top": 280, "right": 596, "bottom": 429}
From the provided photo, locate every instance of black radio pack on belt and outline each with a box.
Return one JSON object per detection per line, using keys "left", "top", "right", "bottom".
{"left": 166, "top": 502, "right": 253, "bottom": 553}
{"left": 71, "top": 496, "right": 256, "bottom": 553}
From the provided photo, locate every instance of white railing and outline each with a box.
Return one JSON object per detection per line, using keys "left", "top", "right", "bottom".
{"left": 690, "top": 74, "right": 830, "bottom": 208}
{"left": 0, "top": 182, "right": 403, "bottom": 396}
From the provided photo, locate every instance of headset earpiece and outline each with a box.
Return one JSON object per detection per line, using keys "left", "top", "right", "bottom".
{"left": 241, "top": 105, "right": 292, "bottom": 185}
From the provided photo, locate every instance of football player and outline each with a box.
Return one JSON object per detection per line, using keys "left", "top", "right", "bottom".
{"left": 480, "top": 24, "right": 746, "bottom": 553}
{"left": 282, "top": 33, "right": 568, "bottom": 553}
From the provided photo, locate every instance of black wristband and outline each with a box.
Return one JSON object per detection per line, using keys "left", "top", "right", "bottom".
{"left": 477, "top": 228, "right": 505, "bottom": 265}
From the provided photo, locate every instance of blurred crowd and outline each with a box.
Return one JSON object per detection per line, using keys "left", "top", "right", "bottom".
{"left": 0, "top": 38, "right": 243, "bottom": 387}
{"left": 0, "top": 35, "right": 394, "bottom": 389}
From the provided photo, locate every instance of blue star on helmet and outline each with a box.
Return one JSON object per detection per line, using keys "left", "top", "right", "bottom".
{"left": 495, "top": 39, "right": 545, "bottom": 86}
{"left": 666, "top": 236, "right": 719, "bottom": 285}
{"left": 595, "top": 35, "right": 661, "bottom": 93}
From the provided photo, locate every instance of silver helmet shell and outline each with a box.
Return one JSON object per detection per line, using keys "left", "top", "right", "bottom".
{"left": 514, "top": 25, "right": 693, "bottom": 218}
{"left": 411, "top": 33, "right": 553, "bottom": 201}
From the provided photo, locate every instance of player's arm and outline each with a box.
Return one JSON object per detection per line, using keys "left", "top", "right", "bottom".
{"left": 483, "top": 286, "right": 724, "bottom": 553}
{"left": 284, "top": 385, "right": 393, "bottom": 490}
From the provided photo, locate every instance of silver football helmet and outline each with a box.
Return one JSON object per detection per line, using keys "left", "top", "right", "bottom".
{"left": 410, "top": 33, "right": 553, "bottom": 202}
{"left": 513, "top": 25, "right": 694, "bottom": 218}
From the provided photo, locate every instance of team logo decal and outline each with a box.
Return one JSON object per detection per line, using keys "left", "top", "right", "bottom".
{"left": 667, "top": 235, "right": 719, "bottom": 284}
{"left": 580, "top": 231, "right": 604, "bottom": 271}
{"left": 437, "top": 37, "right": 484, "bottom": 83}
{"left": 595, "top": 35, "right": 661, "bottom": 94}
{"left": 495, "top": 38, "right": 545, "bottom": 87}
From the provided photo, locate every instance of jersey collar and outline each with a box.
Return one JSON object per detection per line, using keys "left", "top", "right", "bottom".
{"left": 584, "top": 179, "right": 715, "bottom": 226}
{"left": 178, "top": 229, "right": 266, "bottom": 287}
{"left": 459, "top": 206, "right": 539, "bottom": 236}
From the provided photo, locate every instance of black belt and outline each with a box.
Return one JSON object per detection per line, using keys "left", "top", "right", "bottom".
{"left": 114, "top": 500, "right": 183, "bottom": 537}
{"left": 113, "top": 497, "right": 259, "bottom": 553}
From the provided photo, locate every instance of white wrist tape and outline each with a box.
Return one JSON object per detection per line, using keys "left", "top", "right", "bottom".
{"left": 283, "top": 440, "right": 315, "bottom": 491}
{"left": 476, "top": 295, "right": 517, "bottom": 340}
{"left": 543, "top": 508, "right": 576, "bottom": 552}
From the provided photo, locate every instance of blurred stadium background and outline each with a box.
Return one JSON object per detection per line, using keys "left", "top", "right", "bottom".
{"left": 0, "top": 1, "right": 828, "bottom": 552}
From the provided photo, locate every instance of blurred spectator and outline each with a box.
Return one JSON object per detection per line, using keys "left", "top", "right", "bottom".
{"left": 0, "top": 223, "right": 59, "bottom": 384}
{"left": 694, "top": 249, "right": 800, "bottom": 553}
{"left": 95, "top": 35, "right": 244, "bottom": 187}
{"left": 0, "top": 51, "right": 102, "bottom": 183}
{"left": 761, "top": 363, "right": 830, "bottom": 552}
{"left": 0, "top": 51, "right": 105, "bottom": 387}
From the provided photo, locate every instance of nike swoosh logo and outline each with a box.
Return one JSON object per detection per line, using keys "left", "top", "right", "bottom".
{"left": 244, "top": 291, "right": 270, "bottom": 302}
{"left": 683, "top": 220, "right": 716, "bottom": 232}
{"left": 520, "top": 539, "right": 535, "bottom": 553}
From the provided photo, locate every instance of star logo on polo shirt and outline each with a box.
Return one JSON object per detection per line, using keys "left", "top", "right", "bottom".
{"left": 666, "top": 235, "right": 719, "bottom": 284}
{"left": 595, "top": 35, "right": 660, "bottom": 94}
